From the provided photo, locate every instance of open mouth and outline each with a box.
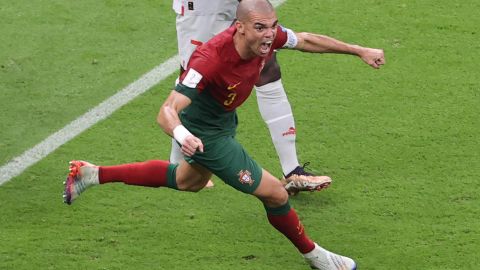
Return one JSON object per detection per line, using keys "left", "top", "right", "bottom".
{"left": 259, "top": 40, "right": 272, "bottom": 55}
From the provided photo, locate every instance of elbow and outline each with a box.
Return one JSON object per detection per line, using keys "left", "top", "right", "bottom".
{"left": 295, "top": 32, "right": 315, "bottom": 52}
{"left": 157, "top": 104, "right": 179, "bottom": 132}
{"left": 157, "top": 105, "right": 168, "bottom": 128}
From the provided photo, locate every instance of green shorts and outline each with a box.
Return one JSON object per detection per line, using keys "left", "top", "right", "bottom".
{"left": 185, "top": 136, "right": 262, "bottom": 194}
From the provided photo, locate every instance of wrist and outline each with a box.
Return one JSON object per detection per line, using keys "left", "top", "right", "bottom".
{"left": 173, "top": 125, "right": 192, "bottom": 145}
{"left": 350, "top": 44, "right": 363, "bottom": 56}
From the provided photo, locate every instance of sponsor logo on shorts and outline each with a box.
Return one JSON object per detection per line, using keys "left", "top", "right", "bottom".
{"left": 282, "top": 127, "right": 296, "bottom": 136}
{"left": 238, "top": 170, "right": 254, "bottom": 186}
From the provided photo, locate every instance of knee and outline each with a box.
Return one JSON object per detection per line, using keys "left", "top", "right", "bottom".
{"left": 273, "top": 188, "right": 289, "bottom": 206}
{"left": 177, "top": 180, "right": 204, "bottom": 192}
{"left": 180, "top": 185, "right": 203, "bottom": 192}
{"left": 263, "top": 182, "right": 289, "bottom": 208}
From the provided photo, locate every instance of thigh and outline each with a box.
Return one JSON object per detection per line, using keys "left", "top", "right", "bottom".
{"left": 187, "top": 136, "right": 263, "bottom": 194}
{"left": 176, "top": 15, "right": 231, "bottom": 69}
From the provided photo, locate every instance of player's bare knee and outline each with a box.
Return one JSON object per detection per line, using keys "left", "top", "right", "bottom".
{"left": 261, "top": 183, "right": 289, "bottom": 208}
{"left": 181, "top": 184, "right": 203, "bottom": 192}
{"left": 273, "top": 187, "right": 289, "bottom": 206}
{"left": 175, "top": 161, "right": 211, "bottom": 192}
{"left": 176, "top": 178, "right": 206, "bottom": 192}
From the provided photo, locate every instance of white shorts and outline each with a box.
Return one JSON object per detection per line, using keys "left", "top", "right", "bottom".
{"left": 175, "top": 0, "right": 238, "bottom": 69}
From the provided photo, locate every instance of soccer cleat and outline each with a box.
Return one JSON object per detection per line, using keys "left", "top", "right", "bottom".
{"left": 304, "top": 243, "right": 357, "bottom": 270}
{"left": 282, "top": 163, "right": 332, "bottom": 195}
{"left": 63, "top": 160, "right": 99, "bottom": 205}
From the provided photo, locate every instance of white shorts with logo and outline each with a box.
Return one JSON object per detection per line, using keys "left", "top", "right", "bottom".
{"left": 174, "top": 0, "right": 239, "bottom": 68}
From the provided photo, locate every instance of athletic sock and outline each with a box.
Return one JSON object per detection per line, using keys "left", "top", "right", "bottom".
{"left": 255, "top": 79, "right": 300, "bottom": 175}
{"left": 98, "top": 160, "right": 178, "bottom": 189}
{"left": 265, "top": 203, "right": 315, "bottom": 254}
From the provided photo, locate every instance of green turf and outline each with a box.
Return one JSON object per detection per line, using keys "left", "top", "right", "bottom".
{"left": 1, "top": 0, "right": 479, "bottom": 269}
{"left": 0, "top": 0, "right": 177, "bottom": 164}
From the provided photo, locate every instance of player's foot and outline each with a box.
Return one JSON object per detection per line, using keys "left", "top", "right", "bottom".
{"left": 63, "top": 160, "right": 99, "bottom": 205}
{"left": 205, "top": 179, "right": 214, "bottom": 188}
{"left": 304, "top": 243, "right": 356, "bottom": 270}
{"left": 282, "top": 163, "right": 332, "bottom": 195}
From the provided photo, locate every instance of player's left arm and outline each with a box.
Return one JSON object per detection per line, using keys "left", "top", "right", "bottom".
{"left": 278, "top": 26, "right": 385, "bottom": 69}
{"left": 157, "top": 90, "right": 204, "bottom": 156}
{"left": 294, "top": 32, "right": 385, "bottom": 69}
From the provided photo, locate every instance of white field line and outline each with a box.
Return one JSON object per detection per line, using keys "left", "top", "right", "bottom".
{"left": 0, "top": 0, "right": 287, "bottom": 186}
{"left": 0, "top": 55, "right": 179, "bottom": 185}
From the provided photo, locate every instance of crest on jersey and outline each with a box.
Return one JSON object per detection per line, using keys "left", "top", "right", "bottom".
{"left": 238, "top": 170, "right": 254, "bottom": 186}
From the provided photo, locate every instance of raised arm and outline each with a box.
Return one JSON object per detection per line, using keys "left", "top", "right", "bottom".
{"left": 294, "top": 32, "right": 385, "bottom": 69}
{"left": 157, "top": 90, "right": 203, "bottom": 156}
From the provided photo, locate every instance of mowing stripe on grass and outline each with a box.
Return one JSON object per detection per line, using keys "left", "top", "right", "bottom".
{"left": 0, "top": 55, "right": 179, "bottom": 185}
{"left": 0, "top": 0, "right": 287, "bottom": 186}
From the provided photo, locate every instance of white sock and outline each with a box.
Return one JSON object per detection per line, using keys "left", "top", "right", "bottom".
{"left": 255, "top": 79, "right": 299, "bottom": 175}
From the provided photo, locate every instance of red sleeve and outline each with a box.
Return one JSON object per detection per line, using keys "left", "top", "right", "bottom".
{"left": 272, "top": 25, "right": 289, "bottom": 50}
{"left": 179, "top": 47, "right": 217, "bottom": 92}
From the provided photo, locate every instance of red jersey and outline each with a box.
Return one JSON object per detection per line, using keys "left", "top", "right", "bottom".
{"left": 175, "top": 25, "right": 294, "bottom": 139}
{"left": 178, "top": 25, "right": 289, "bottom": 111}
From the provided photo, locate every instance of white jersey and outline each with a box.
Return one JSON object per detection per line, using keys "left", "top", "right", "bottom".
{"left": 172, "top": 0, "right": 238, "bottom": 17}
{"left": 173, "top": 0, "right": 239, "bottom": 68}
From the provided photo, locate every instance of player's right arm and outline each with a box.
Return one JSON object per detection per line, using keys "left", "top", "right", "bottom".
{"left": 157, "top": 91, "right": 204, "bottom": 156}
{"left": 159, "top": 47, "right": 214, "bottom": 156}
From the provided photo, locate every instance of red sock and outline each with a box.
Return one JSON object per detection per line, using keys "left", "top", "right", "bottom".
{"left": 267, "top": 208, "right": 315, "bottom": 254}
{"left": 99, "top": 160, "right": 171, "bottom": 187}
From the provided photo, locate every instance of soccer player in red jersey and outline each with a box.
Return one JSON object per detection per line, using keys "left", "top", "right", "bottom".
{"left": 172, "top": 0, "right": 339, "bottom": 193}
{"left": 64, "top": 0, "right": 384, "bottom": 268}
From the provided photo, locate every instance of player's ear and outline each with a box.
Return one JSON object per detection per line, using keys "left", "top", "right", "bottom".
{"left": 235, "top": 20, "right": 245, "bottom": 34}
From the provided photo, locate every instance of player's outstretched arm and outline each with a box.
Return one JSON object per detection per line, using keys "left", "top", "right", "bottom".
{"left": 157, "top": 91, "right": 204, "bottom": 156}
{"left": 294, "top": 32, "right": 385, "bottom": 69}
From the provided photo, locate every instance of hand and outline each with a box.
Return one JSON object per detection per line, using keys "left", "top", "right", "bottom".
{"left": 181, "top": 135, "right": 204, "bottom": 157}
{"left": 359, "top": 47, "right": 385, "bottom": 69}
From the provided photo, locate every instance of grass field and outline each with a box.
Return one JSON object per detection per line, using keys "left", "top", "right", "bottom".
{"left": 1, "top": 0, "right": 479, "bottom": 269}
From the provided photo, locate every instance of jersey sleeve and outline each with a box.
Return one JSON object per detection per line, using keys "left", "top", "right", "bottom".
{"left": 175, "top": 49, "right": 217, "bottom": 100}
{"left": 273, "top": 25, "right": 298, "bottom": 49}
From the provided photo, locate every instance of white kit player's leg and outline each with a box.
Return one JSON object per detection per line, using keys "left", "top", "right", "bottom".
{"left": 169, "top": 138, "right": 184, "bottom": 164}
{"left": 256, "top": 79, "right": 332, "bottom": 195}
{"left": 255, "top": 79, "right": 299, "bottom": 175}
{"left": 175, "top": 5, "right": 236, "bottom": 69}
